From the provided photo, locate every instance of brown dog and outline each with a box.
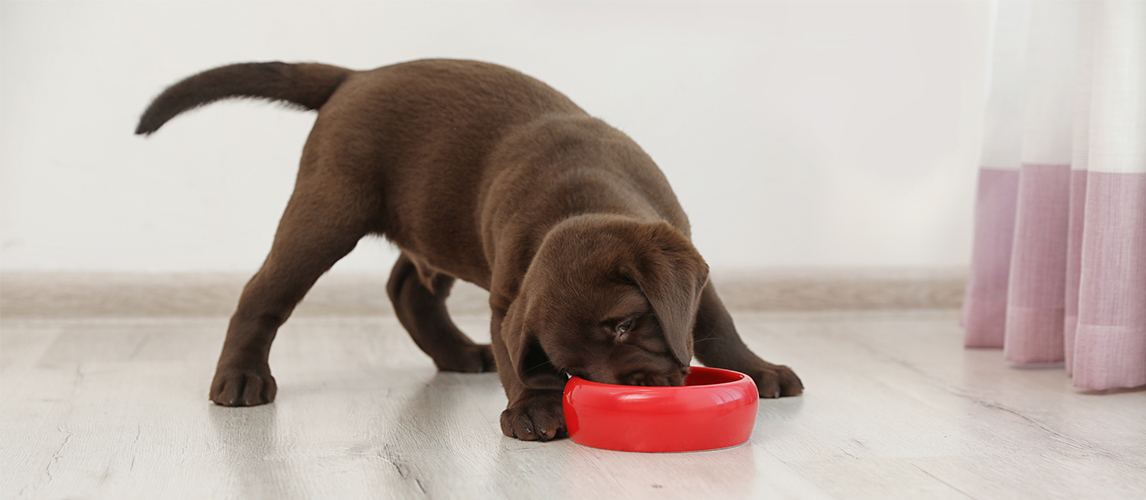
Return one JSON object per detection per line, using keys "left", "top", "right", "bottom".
{"left": 137, "top": 59, "right": 802, "bottom": 441}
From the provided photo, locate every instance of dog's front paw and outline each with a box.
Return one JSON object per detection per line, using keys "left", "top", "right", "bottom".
{"left": 210, "top": 366, "right": 277, "bottom": 407}
{"left": 500, "top": 391, "right": 566, "bottom": 441}
{"left": 744, "top": 362, "right": 803, "bottom": 398}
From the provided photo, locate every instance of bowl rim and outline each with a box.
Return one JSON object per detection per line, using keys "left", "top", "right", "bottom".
{"left": 564, "top": 366, "right": 752, "bottom": 394}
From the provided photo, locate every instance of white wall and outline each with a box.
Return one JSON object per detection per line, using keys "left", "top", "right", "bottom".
{"left": 0, "top": 0, "right": 990, "bottom": 273}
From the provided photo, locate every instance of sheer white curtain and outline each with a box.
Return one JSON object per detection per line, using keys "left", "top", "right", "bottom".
{"left": 963, "top": 0, "right": 1145, "bottom": 391}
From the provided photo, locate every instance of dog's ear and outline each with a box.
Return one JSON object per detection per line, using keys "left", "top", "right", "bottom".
{"left": 500, "top": 294, "right": 567, "bottom": 391}
{"left": 624, "top": 221, "right": 709, "bottom": 366}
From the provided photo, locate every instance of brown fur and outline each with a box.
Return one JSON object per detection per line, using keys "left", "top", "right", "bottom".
{"left": 137, "top": 59, "right": 802, "bottom": 441}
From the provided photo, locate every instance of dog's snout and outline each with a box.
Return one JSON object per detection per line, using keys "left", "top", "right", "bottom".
{"left": 618, "top": 368, "right": 687, "bottom": 387}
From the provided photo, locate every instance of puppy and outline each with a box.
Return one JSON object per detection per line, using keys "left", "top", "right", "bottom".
{"left": 137, "top": 59, "right": 802, "bottom": 441}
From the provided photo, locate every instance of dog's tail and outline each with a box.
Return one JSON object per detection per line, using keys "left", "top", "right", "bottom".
{"left": 135, "top": 62, "right": 352, "bottom": 135}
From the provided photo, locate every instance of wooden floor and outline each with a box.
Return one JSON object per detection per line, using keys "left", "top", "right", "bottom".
{"left": 2, "top": 275, "right": 1144, "bottom": 499}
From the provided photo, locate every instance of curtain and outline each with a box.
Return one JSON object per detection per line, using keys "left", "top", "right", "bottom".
{"left": 963, "top": 0, "right": 1145, "bottom": 391}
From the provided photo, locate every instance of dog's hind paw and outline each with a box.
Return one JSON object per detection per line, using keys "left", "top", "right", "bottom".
{"left": 433, "top": 343, "right": 496, "bottom": 373}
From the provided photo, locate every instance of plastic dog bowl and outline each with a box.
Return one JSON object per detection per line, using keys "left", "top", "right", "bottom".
{"left": 563, "top": 366, "right": 759, "bottom": 453}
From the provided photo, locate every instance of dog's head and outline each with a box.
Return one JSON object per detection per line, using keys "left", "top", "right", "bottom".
{"left": 501, "top": 215, "right": 709, "bottom": 390}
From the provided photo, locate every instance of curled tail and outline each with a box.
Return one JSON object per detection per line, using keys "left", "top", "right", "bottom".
{"left": 135, "top": 62, "right": 352, "bottom": 135}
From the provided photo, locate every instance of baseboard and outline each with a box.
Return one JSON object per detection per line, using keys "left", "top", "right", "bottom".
{"left": 0, "top": 268, "right": 966, "bottom": 319}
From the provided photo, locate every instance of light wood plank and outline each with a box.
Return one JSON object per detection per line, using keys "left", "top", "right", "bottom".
{"left": 3, "top": 306, "right": 1144, "bottom": 499}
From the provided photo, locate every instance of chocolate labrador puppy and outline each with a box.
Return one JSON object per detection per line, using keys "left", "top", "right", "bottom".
{"left": 137, "top": 59, "right": 802, "bottom": 441}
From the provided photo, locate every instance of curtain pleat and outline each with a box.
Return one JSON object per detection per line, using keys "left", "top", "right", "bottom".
{"left": 963, "top": 0, "right": 1030, "bottom": 349}
{"left": 964, "top": 0, "right": 1146, "bottom": 391}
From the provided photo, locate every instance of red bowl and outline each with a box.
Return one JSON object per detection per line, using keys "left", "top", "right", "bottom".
{"left": 563, "top": 366, "right": 759, "bottom": 453}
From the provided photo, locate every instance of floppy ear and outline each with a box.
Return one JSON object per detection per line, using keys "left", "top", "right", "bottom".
{"left": 500, "top": 293, "right": 567, "bottom": 391}
{"left": 626, "top": 222, "right": 709, "bottom": 366}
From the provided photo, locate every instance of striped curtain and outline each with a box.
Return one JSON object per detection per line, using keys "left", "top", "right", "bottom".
{"left": 963, "top": 0, "right": 1145, "bottom": 391}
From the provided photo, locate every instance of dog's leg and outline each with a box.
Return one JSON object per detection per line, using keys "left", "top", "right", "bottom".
{"left": 490, "top": 308, "right": 566, "bottom": 441}
{"left": 386, "top": 254, "right": 495, "bottom": 372}
{"left": 210, "top": 177, "right": 374, "bottom": 407}
{"left": 692, "top": 281, "right": 803, "bottom": 398}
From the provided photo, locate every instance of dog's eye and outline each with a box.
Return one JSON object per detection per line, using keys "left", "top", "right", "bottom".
{"left": 615, "top": 319, "right": 634, "bottom": 335}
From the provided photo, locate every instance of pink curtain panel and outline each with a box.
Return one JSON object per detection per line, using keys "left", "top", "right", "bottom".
{"left": 963, "top": 0, "right": 1146, "bottom": 391}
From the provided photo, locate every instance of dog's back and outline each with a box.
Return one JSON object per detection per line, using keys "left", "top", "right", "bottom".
{"left": 136, "top": 59, "right": 584, "bottom": 139}
{"left": 136, "top": 59, "right": 598, "bottom": 282}
{"left": 135, "top": 59, "right": 682, "bottom": 284}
